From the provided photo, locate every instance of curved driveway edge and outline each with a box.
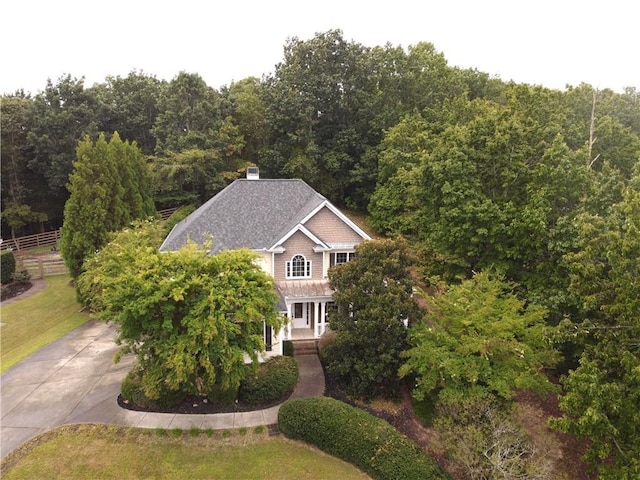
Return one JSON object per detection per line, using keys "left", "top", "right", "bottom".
{"left": 1, "top": 319, "right": 325, "bottom": 460}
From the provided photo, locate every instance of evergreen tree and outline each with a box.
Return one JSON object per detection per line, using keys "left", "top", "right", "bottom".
{"left": 59, "top": 132, "right": 155, "bottom": 279}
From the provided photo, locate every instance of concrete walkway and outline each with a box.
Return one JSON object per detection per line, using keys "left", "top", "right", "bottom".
{"left": 0, "top": 319, "right": 325, "bottom": 460}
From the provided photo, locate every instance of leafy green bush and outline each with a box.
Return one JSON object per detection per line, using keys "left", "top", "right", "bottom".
{"left": 283, "top": 340, "right": 294, "bottom": 357}
{"left": 278, "top": 397, "right": 449, "bottom": 480}
{"left": 121, "top": 368, "right": 153, "bottom": 407}
{"left": 163, "top": 204, "right": 196, "bottom": 233}
{"left": 206, "top": 381, "right": 239, "bottom": 405}
{"left": 239, "top": 356, "right": 298, "bottom": 405}
{"left": 1, "top": 250, "right": 16, "bottom": 284}
{"left": 121, "top": 367, "right": 185, "bottom": 409}
{"left": 11, "top": 269, "right": 31, "bottom": 284}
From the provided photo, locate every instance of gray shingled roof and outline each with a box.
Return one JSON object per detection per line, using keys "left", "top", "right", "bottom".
{"left": 159, "top": 179, "right": 327, "bottom": 253}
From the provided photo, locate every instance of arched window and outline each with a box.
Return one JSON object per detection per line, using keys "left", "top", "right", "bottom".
{"left": 286, "top": 254, "right": 311, "bottom": 278}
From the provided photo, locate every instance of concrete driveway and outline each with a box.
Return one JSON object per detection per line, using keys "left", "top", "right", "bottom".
{"left": 1, "top": 319, "right": 135, "bottom": 459}
{"left": 1, "top": 317, "right": 324, "bottom": 460}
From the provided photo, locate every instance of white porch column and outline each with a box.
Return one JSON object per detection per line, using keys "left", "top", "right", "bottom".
{"left": 319, "top": 301, "right": 326, "bottom": 336}
{"left": 314, "top": 301, "right": 321, "bottom": 337}
{"left": 285, "top": 302, "right": 292, "bottom": 339}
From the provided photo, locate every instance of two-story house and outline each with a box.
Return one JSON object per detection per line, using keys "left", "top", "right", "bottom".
{"left": 159, "top": 167, "right": 371, "bottom": 357}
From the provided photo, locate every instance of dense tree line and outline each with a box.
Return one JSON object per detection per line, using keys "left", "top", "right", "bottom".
{"left": 9, "top": 29, "right": 637, "bottom": 235}
{"left": 2, "top": 29, "right": 639, "bottom": 477}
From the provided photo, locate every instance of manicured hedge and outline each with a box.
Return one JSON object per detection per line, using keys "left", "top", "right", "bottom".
{"left": 278, "top": 396, "right": 449, "bottom": 480}
{"left": 239, "top": 355, "right": 298, "bottom": 405}
{"left": 1, "top": 250, "right": 16, "bottom": 284}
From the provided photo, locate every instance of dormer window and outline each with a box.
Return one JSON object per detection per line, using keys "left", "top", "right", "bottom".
{"left": 286, "top": 254, "right": 311, "bottom": 278}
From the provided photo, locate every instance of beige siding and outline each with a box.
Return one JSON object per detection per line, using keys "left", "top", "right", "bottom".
{"left": 275, "top": 231, "right": 324, "bottom": 281}
{"left": 304, "top": 206, "right": 364, "bottom": 243}
{"left": 253, "top": 251, "right": 272, "bottom": 276}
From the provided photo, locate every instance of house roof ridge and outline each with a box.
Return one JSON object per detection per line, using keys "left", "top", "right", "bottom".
{"left": 160, "top": 177, "right": 328, "bottom": 254}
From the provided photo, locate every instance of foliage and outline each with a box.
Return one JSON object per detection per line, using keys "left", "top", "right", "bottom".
{"left": 1, "top": 94, "right": 32, "bottom": 210}
{"left": 162, "top": 204, "right": 196, "bottom": 234}
{"left": 0, "top": 202, "right": 47, "bottom": 241}
{"left": 434, "top": 391, "right": 553, "bottom": 480}
{"left": 238, "top": 356, "right": 298, "bottom": 405}
{"left": 148, "top": 148, "right": 239, "bottom": 207}
{"left": 78, "top": 221, "right": 284, "bottom": 401}
{"left": 550, "top": 184, "right": 640, "bottom": 478}
{"left": 401, "top": 271, "right": 559, "bottom": 402}
{"left": 151, "top": 72, "right": 222, "bottom": 153}
{"left": 121, "top": 367, "right": 185, "bottom": 409}
{"left": 324, "top": 237, "right": 416, "bottom": 399}
{"left": 11, "top": 269, "right": 31, "bottom": 284}
{"left": 278, "top": 396, "right": 449, "bottom": 480}
{"left": 122, "top": 351, "right": 297, "bottom": 409}
{"left": 0, "top": 250, "right": 16, "bottom": 283}
{"left": 59, "top": 132, "right": 156, "bottom": 279}
{"left": 96, "top": 70, "right": 163, "bottom": 154}
{"left": 282, "top": 340, "right": 294, "bottom": 357}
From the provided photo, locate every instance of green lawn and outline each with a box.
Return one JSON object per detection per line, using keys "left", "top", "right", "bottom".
{"left": 1, "top": 275, "right": 89, "bottom": 372}
{"left": 1, "top": 425, "right": 369, "bottom": 480}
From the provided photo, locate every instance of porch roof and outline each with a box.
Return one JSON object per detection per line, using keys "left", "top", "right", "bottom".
{"left": 276, "top": 280, "right": 333, "bottom": 299}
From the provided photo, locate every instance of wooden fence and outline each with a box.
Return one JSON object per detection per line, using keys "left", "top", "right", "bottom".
{"left": 17, "top": 256, "right": 68, "bottom": 279}
{"left": 1, "top": 230, "right": 61, "bottom": 252}
{"left": 1, "top": 207, "right": 180, "bottom": 252}
{"left": 2, "top": 207, "right": 181, "bottom": 279}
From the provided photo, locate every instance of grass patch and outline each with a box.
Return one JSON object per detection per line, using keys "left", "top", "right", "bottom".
{"left": 0, "top": 424, "right": 369, "bottom": 480}
{"left": 1, "top": 275, "right": 89, "bottom": 372}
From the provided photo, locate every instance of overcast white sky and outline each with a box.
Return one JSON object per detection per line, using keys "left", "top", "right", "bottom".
{"left": 2, "top": 0, "right": 638, "bottom": 96}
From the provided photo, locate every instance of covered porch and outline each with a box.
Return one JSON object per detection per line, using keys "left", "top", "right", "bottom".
{"left": 276, "top": 280, "right": 334, "bottom": 340}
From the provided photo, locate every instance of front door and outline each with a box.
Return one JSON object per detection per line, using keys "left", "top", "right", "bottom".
{"left": 292, "top": 302, "right": 309, "bottom": 329}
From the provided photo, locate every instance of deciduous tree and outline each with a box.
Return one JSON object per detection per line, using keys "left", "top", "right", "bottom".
{"left": 78, "top": 223, "right": 284, "bottom": 401}
{"left": 400, "top": 271, "right": 558, "bottom": 402}
{"left": 551, "top": 183, "right": 640, "bottom": 478}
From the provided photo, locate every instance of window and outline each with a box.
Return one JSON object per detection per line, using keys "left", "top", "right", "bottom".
{"left": 294, "top": 302, "right": 303, "bottom": 318}
{"left": 334, "top": 252, "right": 355, "bottom": 265}
{"left": 286, "top": 254, "right": 311, "bottom": 278}
{"left": 264, "top": 324, "right": 272, "bottom": 352}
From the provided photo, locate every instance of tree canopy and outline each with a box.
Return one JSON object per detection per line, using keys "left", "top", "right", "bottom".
{"left": 400, "top": 272, "right": 559, "bottom": 403}
{"left": 59, "top": 132, "right": 155, "bottom": 279}
{"left": 323, "top": 237, "right": 417, "bottom": 399}
{"left": 77, "top": 221, "right": 284, "bottom": 400}
{"left": 550, "top": 183, "right": 640, "bottom": 478}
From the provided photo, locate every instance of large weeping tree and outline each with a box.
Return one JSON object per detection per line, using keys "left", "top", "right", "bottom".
{"left": 77, "top": 222, "right": 284, "bottom": 402}
{"left": 59, "top": 132, "right": 155, "bottom": 279}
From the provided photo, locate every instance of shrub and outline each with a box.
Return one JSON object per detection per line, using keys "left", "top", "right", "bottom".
{"left": 121, "top": 367, "right": 185, "bottom": 409}
{"left": 283, "top": 340, "right": 294, "bottom": 357}
{"left": 121, "top": 368, "right": 152, "bottom": 407}
{"left": 317, "top": 329, "right": 337, "bottom": 361}
{"left": 206, "top": 381, "right": 239, "bottom": 405}
{"left": 11, "top": 269, "right": 31, "bottom": 284}
{"left": 239, "top": 356, "right": 298, "bottom": 405}
{"left": 434, "top": 391, "right": 553, "bottom": 480}
{"left": 1, "top": 250, "right": 16, "bottom": 284}
{"left": 278, "top": 397, "right": 449, "bottom": 480}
